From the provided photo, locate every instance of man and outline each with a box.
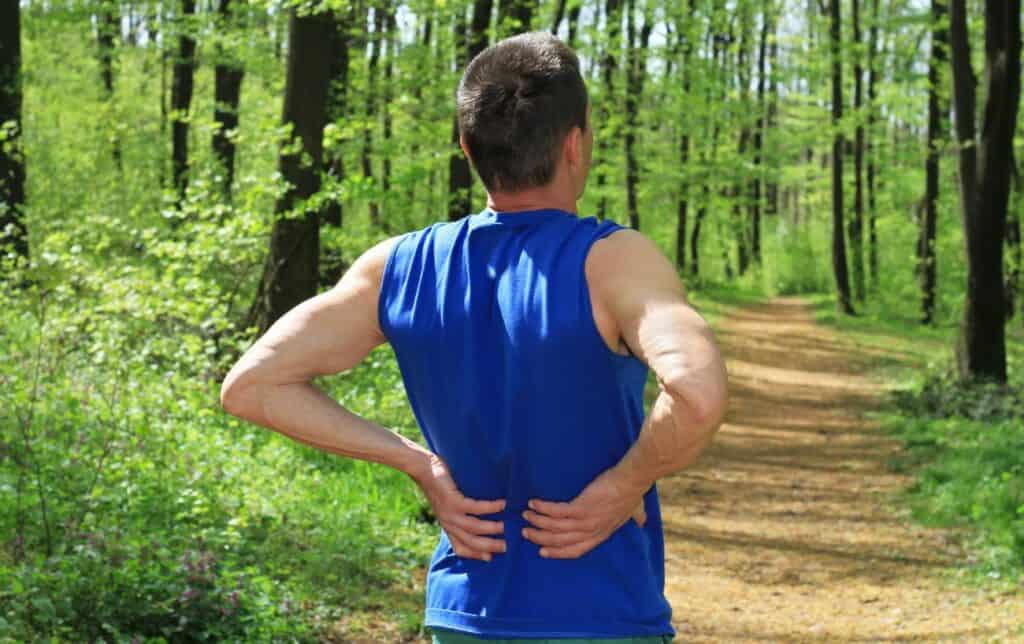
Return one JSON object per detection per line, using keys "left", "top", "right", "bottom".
{"left": 221, "top": 32, "right": 728, "bottom": 643}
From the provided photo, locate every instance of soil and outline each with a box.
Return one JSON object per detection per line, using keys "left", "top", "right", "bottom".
{"left": 661, "top": 296, "right": 1023, "bottom": 642}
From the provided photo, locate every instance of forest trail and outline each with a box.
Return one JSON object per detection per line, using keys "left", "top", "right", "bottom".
{"left": 660, "top": 296, "right": 1023, "bottom": 643}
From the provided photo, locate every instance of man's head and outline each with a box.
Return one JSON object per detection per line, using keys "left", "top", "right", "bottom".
{"left": 457, "top": 32, "right": 591, "bottom": 201}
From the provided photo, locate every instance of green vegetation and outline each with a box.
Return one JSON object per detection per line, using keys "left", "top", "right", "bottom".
{"left": 1, "top": 0, "right": 1021, "bottom": 640}
{"left": 810, "top": 293, "right": 1024, "bottom": 581}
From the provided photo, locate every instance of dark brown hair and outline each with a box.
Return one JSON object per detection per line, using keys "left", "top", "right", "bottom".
{"left": 456, "top": 31, "right": 588, "bottom": 193}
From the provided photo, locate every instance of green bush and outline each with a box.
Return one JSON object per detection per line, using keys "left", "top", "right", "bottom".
{"left": 887, "top": 369, "right": 1024, "bottom": 578}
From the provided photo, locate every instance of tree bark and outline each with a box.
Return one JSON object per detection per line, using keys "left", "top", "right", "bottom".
{"left": 0, "top": 0, "right": 27, "bottom": 260}
{"left": 246, "top": 9, "right": 334, "bottom": 335}
{"left": 567, "top": 3, "right": 582, "bottom": 48}
{"left": 676, "top": 0, "right": 695, "bottom": 272}
{"left": 382, "top": 7, "right": 396, "bottom": 212}
{"left": 866, "top": 0, "right": 880, "bottom": 288}
{"left": 212, "top": 0, "right": 245, "bottom": 200}
{"left": 851, "top": 0, "right": 865, "bottom": 301}
{"left": 949, "top": 0, "right": 1021, "bottom": 382}
{"left": 624, "top": 0, "right": 652, "bottom": 230}
{"left": 319, "top": 8, "right": 354, "bottom": 288}
{"left": 362, "top": 5, "right": 384, "bottom": 227}
{"left": 921, "top": 0, "right": 948, "bottom": 325}
{"left": 829, "top": 0, "right": 855, "bottom": 314}
{"left": 497, "top": 0, "right": 536, "bottom": 37}
{"left": 171, "top": 0, "right": 197, "bottom": 208}
{"left": 97, "top": 0, "right": 122, "bottom": 170}
{"left": 448, "top": 0, "right": 494, "bottom": 221}
{"left": 596, "top": 0, "right": 623, "bottom": 221}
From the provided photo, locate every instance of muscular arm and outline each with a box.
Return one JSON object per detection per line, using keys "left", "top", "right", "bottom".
{"left": 220, "top": 237, "right": 506, "bottom": 561}
{"left": 592, "top": 229, "right": 729, "bottom": 493}
{"left": 522, "top": 229, "right": 729, "bottom": 558}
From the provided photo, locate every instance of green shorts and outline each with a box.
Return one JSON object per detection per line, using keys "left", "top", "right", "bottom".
{"left": 430, "top": 627, "right": 674, "bottom": 643}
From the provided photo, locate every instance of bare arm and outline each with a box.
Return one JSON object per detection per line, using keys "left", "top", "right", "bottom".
{"left": 220, "top": 237, "right": 507, "bottom": 561}
{"left": 522, "top": 229, "right": 729, "bottom": 558}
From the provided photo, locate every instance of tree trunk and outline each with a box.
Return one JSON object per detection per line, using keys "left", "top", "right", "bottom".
{"left": 676, "top": 0, "right": 695, "bottom": 272}
{"left": 382, "top": 7, "right": 395, "bottom": 215}
{"left": 97, "top": 0, "right": 122, "bottom": 170}
{"left": 751, "top": 1, "right": 774, "bottom": 266}
{"left": 596, "top": 0, "right": 623, "bottom": 221}
{"left": 567, "top": 3, "right": 582, "bottom": 48}
{"left": 362, "top": 5, "right": 384, "bottom": 227}
{"left": 319, "top": 8, "right": 353, "bottom": 288}
{"left": 921, "top": 0, "right": 948, "bottom": 325}
{"left": 0, "top": 0, "right": 27, "bottom": 260}
{"left": 246, "top": 9, "right": 335, "bottom": 335}
{"left": 212, "top": 0, "right": 245, "bottom": 200}
{"left": 552, "top": 0, "right": 567, "bottom": 33}
{"left": 829, "top": 0, "right": 855, "bottom": 314}
{"left": 736, "top": 8, "right": 752, "bottom": 276}
{"left": 624, "top": 0, "right": 652, "bottom": 230}
{"left": 851, "top": 0, "right": 865, "bottom": 301}
{"left": 497, "top": 0, "right": 536, "bottom": 37}
{"left": 448, "top": 0, "right": 494, "bottom": 221}
{"left": 949, "top": 0, "right": 1021, "bottom": 382}
{"left": 867, "top": 0, "right": 879, "bottom": 288}
{"left": 171, "top": 0, "right": 197, "bottom": 209}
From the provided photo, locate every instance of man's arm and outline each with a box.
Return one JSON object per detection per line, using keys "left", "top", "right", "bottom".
{"left": 522, "top": 229, "right": 729, "bottom": 558}
{"left": 220, "top": 237, "right": 507, "bottom": 561}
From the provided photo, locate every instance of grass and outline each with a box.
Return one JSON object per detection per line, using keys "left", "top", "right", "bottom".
{"left": 808, "top": 291, "right": 1024, "bottom": 586}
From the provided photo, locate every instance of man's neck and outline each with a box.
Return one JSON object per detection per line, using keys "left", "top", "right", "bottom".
{"left": 486, "top": 185, "right": 577, "bottom": 215}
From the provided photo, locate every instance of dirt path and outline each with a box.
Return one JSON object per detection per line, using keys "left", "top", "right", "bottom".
{"left": 660, "top": 296, "right": 1023, "bottom": 643}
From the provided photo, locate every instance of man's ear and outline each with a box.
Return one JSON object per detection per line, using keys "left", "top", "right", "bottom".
{"left": 563, "top": 126, "right": 583, "bottom": 169}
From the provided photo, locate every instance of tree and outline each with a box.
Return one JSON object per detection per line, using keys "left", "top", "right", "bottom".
{"left": 949, "top": 0, "right": 1021, "bottom": 382}
{"left": 828, "top": 0, "right": 855, "bottom": 314}
{"left": 320, "top": 7, "right": 355, "bottom": 288}
{"left": 675, "top": 0, "right": 696, "bottom": 271}
{"left": 212, "top": 0, "right": 245, "bottom": 199}
{"left": 362, "top": 5, "right": 384, "bottom": 227}
{"left": 497, "top": 0, "right": 536, "bottom": 38}
{"left": 850, "top": 0, "right": 865, "bottom": 301}
{"left": 920, "top": 0, "right": 947, "bottom": 325}
{"left": 624, "top": 0, "right": 652, "bottom": 230}
{"left": 245, "top": 8, "right": 335, "bottom": 335}
{"left": 0, "top": 0, "right": 27, "bottom": 259}
{"left": 596, "top": 0, "right": 623, "bottom": 221}
{"left": 866, "top": 0, "right": 880, "bottom": 288}
{"left": 171, "top": 0, "right": 197, "bottom": 207}
{"left": 97, "top": 0, "right": 122, "bottom": 169}
{"left": 448, "top": 0, "right": 494, "bottom": 221}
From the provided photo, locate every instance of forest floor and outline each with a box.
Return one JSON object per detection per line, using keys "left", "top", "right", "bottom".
{"left": 660, "top": 296, "right": 1024, "bottom": 643}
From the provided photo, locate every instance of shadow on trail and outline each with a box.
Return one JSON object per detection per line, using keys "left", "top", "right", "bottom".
{"left": 658, "top": 297, "right": 1011, "bottom": 643}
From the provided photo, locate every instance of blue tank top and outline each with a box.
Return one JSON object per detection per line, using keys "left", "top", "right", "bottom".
{"left": 378, "top": 207, "right": 675, "bottom": 639}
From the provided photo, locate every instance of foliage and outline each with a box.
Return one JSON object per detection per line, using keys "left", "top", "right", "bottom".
{"left": 886, "top": 367, "right": 1024, "bottom": 579}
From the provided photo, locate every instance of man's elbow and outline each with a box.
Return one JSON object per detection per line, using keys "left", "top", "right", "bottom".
{"left": 220, "top": 368, "right": 259, "bottom": 421}
{"left": 662, "top": 366, "right": 729, "bottom": 434}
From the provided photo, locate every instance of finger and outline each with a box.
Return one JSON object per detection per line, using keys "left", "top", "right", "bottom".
{"left": 522, "top": 509, "right": 586, "bottom": 533}
{"left": 538, "top": 537, "right": 602, "bottom": 559}
{"left": 528, "top": 499, "right": 586, "bottom": 519}
{"left": 631, "top": 503, "right": 647, "bottom": 528}
{"left": 521, "top": 527, "right": 589, "bottom": 547}
{"left": 447, "top": 534, "right": 489, "bottom": 561}
{"left": 459, "top": 496, "right": 506, "bottom": 515}
{"left": 452, "top": 513, "right": 505, "bottom": 536}
{"left": 447, "top": 523, "right": 506, "bottom": 555}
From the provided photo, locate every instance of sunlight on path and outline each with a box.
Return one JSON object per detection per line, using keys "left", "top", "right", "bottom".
{"left": 661, "top": 296, "right": 1023, "bottom": 643}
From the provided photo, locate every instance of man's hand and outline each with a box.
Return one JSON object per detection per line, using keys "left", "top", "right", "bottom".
{"left": 414, "top": 453, "right": 507, "bottom": 562}
{"left": 520, "top": 467, "right": 648, "bottom": 559}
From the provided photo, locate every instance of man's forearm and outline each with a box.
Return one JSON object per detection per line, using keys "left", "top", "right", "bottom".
{"left": 223, "top": 380, "right": 434, "bottom": 482}
{"left": 609, "top": 386, "right": 723, "bottom": 495}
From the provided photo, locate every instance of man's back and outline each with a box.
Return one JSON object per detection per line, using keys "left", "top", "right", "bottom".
{"left": 379, "top": 207, "right": 675, "bottom": 639}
